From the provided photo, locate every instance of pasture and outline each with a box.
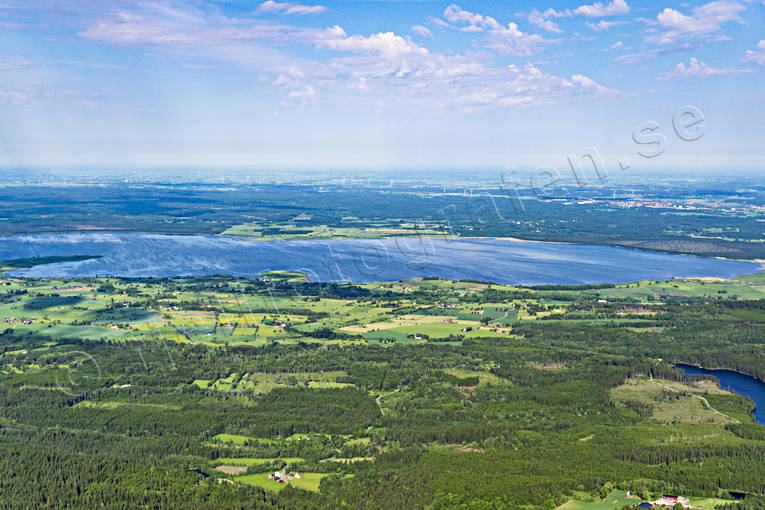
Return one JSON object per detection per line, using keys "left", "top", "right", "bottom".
{"left": 235, "top": 472, "right": 328, "bottom": 493}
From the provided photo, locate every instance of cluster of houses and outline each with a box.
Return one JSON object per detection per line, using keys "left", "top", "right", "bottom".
{"left": 100, "top": 301, "right": 136, "bottom": 310}
{"left": 4, "top": 317, "right": 36, "bottom": 325}
{"left": 651, "top": 495, "right": 691, "bottom": 508}
{"left": 627, "top": 492, "right": 691, "bottom": 509}
{"left": 488, "top": 322, "right": 508, "bottom": 333}
{"left": 267, "top": 469, "right": 302, "bottom": 484}
{"left": 440, "top": 317, "right": 511, "bottom": 334}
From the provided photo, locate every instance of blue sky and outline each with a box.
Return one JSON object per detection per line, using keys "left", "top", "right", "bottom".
{"left": 0, "top": 0, "right": 764, "bottom": 172}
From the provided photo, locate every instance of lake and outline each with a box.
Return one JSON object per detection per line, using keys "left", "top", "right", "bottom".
{"left": 0, "top": 233, "right": 761, "bottom": 285}
{"left": 676, "top": 364, "right": 765, "bottom": 426}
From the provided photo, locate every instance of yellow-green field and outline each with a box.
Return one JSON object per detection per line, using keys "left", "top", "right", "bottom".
{"left": 214, "top": 457, "right": 305, "bottom": 466}
{"left": 555, "top": 490, "right": 635, "bottom": 510}
{"left": 556, "top": 490, "right": 736, "bottom": 510}
{"left": 220, "top": 221, "right": 445, "bottom": 240}
{"left": 235, "top": 472, "right": 328, "bottom": 492}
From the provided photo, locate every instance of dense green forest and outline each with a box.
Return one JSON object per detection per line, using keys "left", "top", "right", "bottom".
{"left": 0, "top": 272, "right": 763, "bottom": 508}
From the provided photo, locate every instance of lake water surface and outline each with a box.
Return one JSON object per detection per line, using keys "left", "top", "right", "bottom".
{"left": 676, "top": 364, "right": 764, "bottom": 426}
{"left": 0, "top": 233, "right": 761, "bottom": 285}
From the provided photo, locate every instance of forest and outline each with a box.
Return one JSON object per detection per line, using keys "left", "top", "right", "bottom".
{"left": 0, "top": 270, "right": 763, "bottom": 508}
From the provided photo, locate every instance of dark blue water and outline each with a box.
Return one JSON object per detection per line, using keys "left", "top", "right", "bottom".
{"left": 676, "top": 364, "right": 765, "bottom": 425}
{"left": 0, "top": 233, "right": 761, "bottom": 286}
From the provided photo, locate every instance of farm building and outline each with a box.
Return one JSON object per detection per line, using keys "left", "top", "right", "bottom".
{"left": 268, "top": 470, "right": 303, "bottom": 484}
{"left": 652, "top": 495, "right": 690, "bottom": 508}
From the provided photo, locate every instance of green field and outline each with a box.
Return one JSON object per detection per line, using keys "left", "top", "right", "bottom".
{"left": 220, "top": 221, "right": 445, "bottom": 241}
{"left": 214, "top": 457, "right": 305, "bottom": 466}
{"left": 556, "top": 491, "right": 635, "bottom": 510}
{"left": 557, "top": 490, "right": 737, "bottom": 509}
{"left": 235, "top": 472, "right": 328, "bottom": 493}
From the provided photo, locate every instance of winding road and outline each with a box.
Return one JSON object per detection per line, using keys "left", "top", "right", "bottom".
{"left": 376, "top": 388, "right": 401, "bottom": 416}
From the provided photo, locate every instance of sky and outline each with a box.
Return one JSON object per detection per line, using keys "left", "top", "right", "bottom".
{"left": 0, "top": 0, "right": 764, "bottom": 173}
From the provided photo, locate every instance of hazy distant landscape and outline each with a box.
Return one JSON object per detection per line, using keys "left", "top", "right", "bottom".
{"left": 1, "top": 176, "right": 764, "bottom": 260}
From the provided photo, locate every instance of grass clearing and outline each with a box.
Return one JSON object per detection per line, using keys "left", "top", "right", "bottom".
{"left": 555, "top": 490, "right": 636, "bottom": 510}
{"left": 215, "top": 465, "right": 248, "bottom": 475}
{"left": 236, "top": 472, "right": 328, "bottom": 493}
{"left": 611, "top": 377, "right": 744, "bottom": 424}
{"left": 214, "top": 457, "right": 305, "bottom": 467}
{"left": 557, "top": 490, "right": 736, "bottom": 510}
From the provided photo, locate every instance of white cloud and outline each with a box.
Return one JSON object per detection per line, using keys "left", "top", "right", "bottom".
{"left": 488, "top": 23, "right": 549, "bottom": 56}
{"left": 0, "top": 88, "right": 31, "bottom": 102}
{"left": 442, "top": 5, "right": 549, "bottom": 56}
{"left": 526, "top": 10, "right": 563, "bottom": 33}
{"left": 0, "top": 82, "right": 99, "bottom": 107}
{"left": 308, "top": 25, "right": 617, "bottom": 109}
{"left": 428, "top": 16, "right": 451, "bottom": 29}
{"left": 273, "top": 65, "right": 306, "bottom": 88}
{"left": 81, "top": 12, "right": 201, "bottom": 44}
{"left": 660, "top": 57, "right": 752, "bottom": 78}
{"left": 523, "top": 2, "right": 628, "bottom": 33}
{"left": 574, "top": 0, "right": 630, "bottom": 18}
{"left": 411, "top": 25, "right": 433, "bottom": 38}
{"left": 258, "top": 1, "right": 326, "bottom": 15}
{"left": 613, "top": 45, "right": 691, "bottom": 64}
{"left": 744, "top": 40, "right": 765, "bottom": 66}
{"left": 315, "top": 27, "right": 429, "bottom": 59}
{"left": 570, "top": 74, "right": 619, "bottom": 95}
{"left": 0, "top": 57, "right": 33, "bottom": 70}
{"left": 286, "top": 84, "right": 315, "bottom": 103}
{"left": 79, "top": 10, "right": 321, "bottom": 56}
{"left": 542, "top": 8, "right": 573, "bottom": 18}
{"left": 183, "top": 63, "right": 220, "bottom": 70}
{"left": 443, "top": 4, "right": 500, "bottom": 32}
{"left": 78, "top": 2, "right": 616, "bottom": 110}
{"left": 586, "top": 20, "right": 627, "bottom": 31}
{"left": 449, "top": 65, "right": 617, "bottom": 110}
{"left": 647, "top": 1, "right": 745, "bottom": 44}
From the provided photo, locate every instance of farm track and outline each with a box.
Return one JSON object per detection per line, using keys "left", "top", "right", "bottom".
{"left": 650, "top": 374, "right": 740, "bottom": 424}
{"left": 376, "top": 388, "right": 400, "bottom": 416}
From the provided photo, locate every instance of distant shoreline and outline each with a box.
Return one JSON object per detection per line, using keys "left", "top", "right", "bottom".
{"left": 676, "top": 362, "right": 764, "bottom": 384}
{"left": 2, "top": 230, "right": 765, "bottom": 266}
